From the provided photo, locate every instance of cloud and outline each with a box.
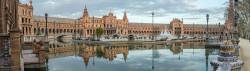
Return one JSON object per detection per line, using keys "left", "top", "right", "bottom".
{"left": 183, "top": 18, "right": 201, "bottom": 20}
{"left": 20, "top": 0, "right": 227, "bottom": 24}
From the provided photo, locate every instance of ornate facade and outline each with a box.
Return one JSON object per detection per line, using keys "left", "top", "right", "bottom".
{"left": 79, "top": 5, "right": 129, "bottom": 37}
{"left": 18, "top": 0, "right": 34, "bottom": 36}
{"left": 224, "top": 0, "right": 235, "bottom": 36}
{"left": 18, "top": 1, "right": 233, "bottom": 39}
{"left": 0, "top": 0, "right": 22, "bottom": 71}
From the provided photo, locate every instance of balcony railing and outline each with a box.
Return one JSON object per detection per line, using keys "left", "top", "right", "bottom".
{"left": 24, "top": 36, "right": 48, "bottom": 42}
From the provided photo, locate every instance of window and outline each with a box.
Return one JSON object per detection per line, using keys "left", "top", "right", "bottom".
{"left": 22, "top": 18, "right": 24, "bottom": 23}
{"left": 22, "top": 27, "right": 24, "bottom": 34}
{"left": 25, "top": 18, "right": 27, "bottom": 23}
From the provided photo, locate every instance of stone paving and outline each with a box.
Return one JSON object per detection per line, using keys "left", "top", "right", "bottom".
{"left": 22, "top": 50, "right": 38, "bottom": 63}
{"left": 239, "top": 38, "right": 250, "bottom": 71}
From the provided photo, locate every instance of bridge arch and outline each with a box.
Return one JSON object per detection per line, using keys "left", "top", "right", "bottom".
{"left": 49, "top": 29, "right": 52, "bottom": 34}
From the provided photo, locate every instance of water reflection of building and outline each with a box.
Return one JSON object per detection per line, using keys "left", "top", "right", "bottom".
{"left": 168, "top": 41, "right": 205, "bottom": 54}
{"left": 48, "top": 44, "right": 129, "bottom": 68}
{"left": 48, "top": 41, "right": 209, "bottom": 69}
{"left": 80, "top": 46, "right": 129, "bottom": 68}
{"left": 49, "top": 43, "right": 130, "bottom": 67}
{"left": 170, "top": 43, "right": 183, "bottom": 55}
{"left": 48, "top": 43, "right": 81, "bottom": 59}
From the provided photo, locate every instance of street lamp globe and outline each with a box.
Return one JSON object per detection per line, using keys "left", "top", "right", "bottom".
{"left": 45, "top": 13, "right": 48, "bottom": 19}
{"left": 206, "top": 14, "right": 209, "bottom": 21}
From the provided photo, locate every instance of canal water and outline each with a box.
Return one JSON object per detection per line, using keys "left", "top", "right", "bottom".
{"left": 25, "top": 40, "right": 220, "bottom": 71}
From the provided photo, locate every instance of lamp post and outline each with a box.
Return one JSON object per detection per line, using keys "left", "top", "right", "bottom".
{"left": 233, "top": 0, "right": 240, "bottom": 44}
{"left": 75, "top": 20, "right": 77, "bottom": 39}
{"left": 151, "top": 12, "right": 154, "bottom": 40}
{"left": 59, "top": 23, "right": 60, "bottom": 34}
{"left": 53, "top": 21, "right": 55, "bottom": 40}
{"left": 219, "top": 22, "right": 221, "bottom": 41}
{"left": 206, "top": 14, "right": 209, "bottom": 41}
{"left": 193, "top": 23, "right": 194, "bottom": 39}
{"left": 92, "top": 16, "right": 95, "bottom": 41}
{"left": 45, "top": 13, "right": 48, "bottom": 36}
{"left": 152, "top": 45, "right": 155, "bottom": 69}
{"left": 37, "top": 22, "right": 39, "bottom": 36}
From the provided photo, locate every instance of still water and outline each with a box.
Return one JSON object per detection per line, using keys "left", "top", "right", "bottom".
{"left": 26, "top": 40, "right": 219, "bottom": 71}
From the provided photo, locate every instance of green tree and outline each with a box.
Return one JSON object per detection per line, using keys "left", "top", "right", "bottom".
{"left": 96, "top": 27, "right": 104, "bottom": 40}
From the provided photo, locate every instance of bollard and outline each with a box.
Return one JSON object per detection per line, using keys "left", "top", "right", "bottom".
{"left": 39, "top": 46, "right": 46, "bottom": 63}
{"left": 36, "top": 40, "right": 44, "bottom": 57}
{"left": 32, "top": 39, "right": 36, "bottom": 53}
{"left": 35, "top": 45, "right": 40, "bottom": 57}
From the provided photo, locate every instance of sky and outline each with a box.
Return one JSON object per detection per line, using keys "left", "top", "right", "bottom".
{"left": 20, "top": 0, "right": 229, "bottom": 24}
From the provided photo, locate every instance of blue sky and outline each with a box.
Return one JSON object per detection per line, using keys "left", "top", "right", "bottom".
{"left": 20, "top": 0, "right": 229, "bottom": 24}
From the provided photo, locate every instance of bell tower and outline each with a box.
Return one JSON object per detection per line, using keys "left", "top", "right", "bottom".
{"left": 123, "top": 10, "right": 128, "bottom": 21}
{"left": 83, "top": 5, "right": 89, "bottom": 17}
{"left": 29, "top": 0, "right": 32, "bottom": 6}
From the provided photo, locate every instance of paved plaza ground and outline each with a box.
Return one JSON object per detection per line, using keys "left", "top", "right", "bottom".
{"left": 239, "top": 38, "right": 250, "bottom": 71}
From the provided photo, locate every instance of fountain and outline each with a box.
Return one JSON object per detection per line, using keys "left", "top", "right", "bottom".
{"left": 156, "top": 26, "right": 177, "bottom": 40}
{"left": 210, "top": 40, "right": 244, "bottom": 71}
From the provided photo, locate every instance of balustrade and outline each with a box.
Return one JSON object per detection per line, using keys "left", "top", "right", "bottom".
{"left": 3, "top": 37, "right": 10, "bottom": 67}
{"left": 24, "top": 36, "right": 48, "bottom": 42}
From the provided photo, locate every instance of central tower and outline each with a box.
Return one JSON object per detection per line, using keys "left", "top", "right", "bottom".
{"left": 83, "top": 5, "right": 89, "bottom": 17}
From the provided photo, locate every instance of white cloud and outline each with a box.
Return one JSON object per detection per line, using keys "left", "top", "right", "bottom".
{"left": 20, "top": 0, "right": 227, "bottom": 24}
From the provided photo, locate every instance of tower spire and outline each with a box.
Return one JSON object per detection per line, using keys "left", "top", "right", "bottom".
{"left": 29, "top": 0, "right": 32, "bottom": 6}
{"left": 83, "top": 4, "right": 89, "bottom": 17}
{"left": 85, "top": 4, "right": 87, "bottom": 9}
{"left": 123, "top": 10, "right": 128, "bottom": 21}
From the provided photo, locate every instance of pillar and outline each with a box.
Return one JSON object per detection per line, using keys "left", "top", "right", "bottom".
{"left": 35, "top": 44, "right": 40, "bottom": 57}
{"left": 31, "top": 27, "right": 34, "bottom": 36}
{"left": 1, "top": 0, "right": 7, "bottom": 34}
{"left": 32, "top": 39, "right": 36, "bottom": 53}
{"left": 27, "top": 27, "right": 30, "bottom": 36}
{"left": 39, "top": 46, "right": 45, "bottom": 63}
{"left": 20, "top": 33, "right": 24, "bottom": 46}
{"left": 9, "top": 29, "right": 21, "bottom": 71}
